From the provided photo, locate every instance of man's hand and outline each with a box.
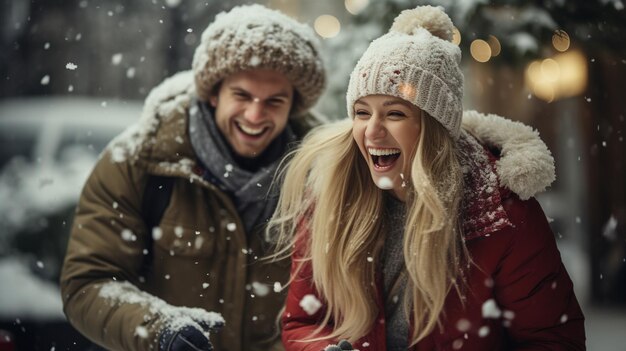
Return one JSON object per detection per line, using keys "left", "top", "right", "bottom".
{"left": 160, "top": 320, "right": 224, "bottom": 351}
{"left": 324, "top": 339, "right": 359, "bottom": 351}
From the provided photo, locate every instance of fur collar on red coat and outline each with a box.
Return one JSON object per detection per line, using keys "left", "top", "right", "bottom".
{"left": 459, "top": 110, "right": 555, "bottom": 241}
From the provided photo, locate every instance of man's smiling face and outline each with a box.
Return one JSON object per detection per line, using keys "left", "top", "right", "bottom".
{"left": 210, "top": 69, "right": 294, "bottom": 158}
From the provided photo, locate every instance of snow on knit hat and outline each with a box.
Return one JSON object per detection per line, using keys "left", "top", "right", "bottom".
{"left": 346, "top": 6, "right": 464, "bottom": 139}
{"left": 192, "top": 4, "right": 326, "bottom": 116}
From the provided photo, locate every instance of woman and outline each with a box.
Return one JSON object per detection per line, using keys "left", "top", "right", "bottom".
{"left": 268, "top": 6, "right": 585, "bottom": 351}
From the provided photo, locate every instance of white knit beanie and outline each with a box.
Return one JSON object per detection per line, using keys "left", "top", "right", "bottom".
{"left": 346, "top": 6, "right": 464, "bottom": 139}
{"left": 192, "top": 4, "right": 326, "bottom": 116}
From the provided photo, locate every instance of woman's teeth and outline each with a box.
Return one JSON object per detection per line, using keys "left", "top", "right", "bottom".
{"left": 368, "top": 148, "right": 400, "bottom": 156}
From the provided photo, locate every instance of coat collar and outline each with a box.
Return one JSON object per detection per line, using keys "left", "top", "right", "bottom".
{"left": 457, "top": 130, "right": 512, "bottom": 240}
{"left": 458, "top": 110, "right": 555, "bottom": 240}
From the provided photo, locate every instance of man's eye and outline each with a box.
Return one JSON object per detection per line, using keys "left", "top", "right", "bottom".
{"left": 266, "top": 98, "right": 286, "bottom": 107}
{"left": 233, "top": 92, "right": 250, "bottom": 100}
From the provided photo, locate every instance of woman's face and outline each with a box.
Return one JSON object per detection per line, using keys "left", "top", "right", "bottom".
{"left": 352, "top": 94, "right": 422, "bottom": 201}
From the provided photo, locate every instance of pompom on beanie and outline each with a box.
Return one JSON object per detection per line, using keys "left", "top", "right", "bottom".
{"left": 192, "top": 4, "right": 326, "bottom": 116}
{"left": 346, "top": 6, "right": 464, "bottom": 139}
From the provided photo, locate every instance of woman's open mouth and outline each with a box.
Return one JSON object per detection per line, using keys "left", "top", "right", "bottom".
{"left": 368, "top": 147, "right": 401, "bottom": 171}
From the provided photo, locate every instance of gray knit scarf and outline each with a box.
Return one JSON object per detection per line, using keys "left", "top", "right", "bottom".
{"left": 382, "top": 193, "right": 409, "bottom": 351}
{"left": 188, "top": 100, "right": 297, "bottom": 233}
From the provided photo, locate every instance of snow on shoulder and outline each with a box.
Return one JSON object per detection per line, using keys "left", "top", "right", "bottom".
{"left": 108, "top": 71, "right": 195, "bottom": 163}
{"left": 99, "top": 280, "right": 224, "bottom": 335}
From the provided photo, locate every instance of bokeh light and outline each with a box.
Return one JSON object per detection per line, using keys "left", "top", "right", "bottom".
{"left": 525, "top": 50, "right": 587, "bottom": 102}
{"left": 345, "top": 0, "right": 369, "bottom": 15}
{"left": 470, "top": 39, "right": 491, "bottom": 63}
{"left": 552, "top": 30, "right": 571, "bottom": 52}
{"left": 541, "top": 58, "right": 560, "bottom": 81}
{"left": 314, "top": 15, "right": 341, "bottom": 39}
{"left": 487, "top": 35, "right": 501, "bottom": 57}
{"left": 452, "top": 27, "right": 461, "bottom": 45}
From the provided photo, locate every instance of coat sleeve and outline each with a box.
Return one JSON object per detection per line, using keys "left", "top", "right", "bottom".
{"left": 494, "top": 196, "right": 586, "bottom": 350}
{"left": 282, "top": 226, "right": 337, "bottom": 351}
{"left": 59, "top": 152, "right": 163, "bottom": 350}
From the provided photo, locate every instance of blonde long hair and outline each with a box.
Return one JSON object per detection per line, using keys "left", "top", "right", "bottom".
{"left": 269, "top": 112, "right": 467, "bottom": 346}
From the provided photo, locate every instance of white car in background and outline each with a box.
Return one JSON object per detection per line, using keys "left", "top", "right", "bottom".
{"left": 0, "top": 97, "right": 139, "bottom": 244}
{"left": 0, "top": 97, "right": 140, "bottom": 349}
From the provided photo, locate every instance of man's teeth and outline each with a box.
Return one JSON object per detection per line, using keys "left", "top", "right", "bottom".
{"left": 368, "top": 148, "right": 400, "bottom": 156}
{"left": 238, "top": 123, "right": 265, "bottom": 135}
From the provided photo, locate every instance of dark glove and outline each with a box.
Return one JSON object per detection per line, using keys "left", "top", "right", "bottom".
{"left": 324, "top": 339, "right": 357, "bottom": 351}
{"left": 160, "top": 324, "right": 220, "bottom": 351}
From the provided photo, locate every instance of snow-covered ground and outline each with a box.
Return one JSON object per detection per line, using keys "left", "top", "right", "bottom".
{"left": 585, "top": 306, "right": 626, "bottom": 351}
{"left": 0, "top": 257, "right": 64, "bottom": 320}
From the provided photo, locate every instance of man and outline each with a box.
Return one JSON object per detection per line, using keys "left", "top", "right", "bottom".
{"left": 60, "top": 4, "right": 326, "bottom": 351}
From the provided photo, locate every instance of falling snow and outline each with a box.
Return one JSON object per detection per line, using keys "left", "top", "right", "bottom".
{"left": 121, "top": 229, "right": 136, "bottom": 241}
{"left": 481, "top": 299, "right": 502, "bottom": 319}
{"left": 299, "top": 294, "right": 322, "bottom": 315}
{"left": 377, "top": 176, "right": 394, "bottom": 190}
{"left": 478, "top": 325, "right": 490, "bottom": 337}
{"left": 503, "top": 310, "right": 515, "bottom": 320}
{"left": 152, "top": 227, "right": 163, "bottom": 240}
{"left": 252, "top": 282, "right": 270, "bottom": 297}
{"left": 135, "top": 326, "right": 148, "bottom": 338}
{"left": 603, "top": 215, "right": 618, "bottom": 240}
{"left": 174, "top": 226, "right": 184, "bottom": 237}
{"left": 111, "top": 53, "right": 123, "bottom": 66}
{"left": 456, "top": 318, "right": 471, "bottom": 332}
{"left": 126, "top": 67, "right": 136, "bottom": 78}
{"left": 65, "top": 62, "right": 78, "bottom": 70}
{"left": 165, "top": 0, "right": 182, "bottom": 8}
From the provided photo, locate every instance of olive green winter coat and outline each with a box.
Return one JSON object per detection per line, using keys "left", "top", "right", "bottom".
{"left": 60, "top": 71, "right": 322, "bottom": 351}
